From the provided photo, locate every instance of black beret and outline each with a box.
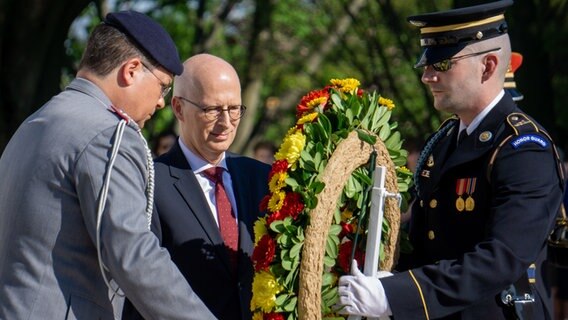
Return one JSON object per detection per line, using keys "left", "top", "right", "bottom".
{"left": 407, "top": 0, "right": 513, "bottom": 68}
{"left": 104, "top": 10, "right": 183, "bottom": 75}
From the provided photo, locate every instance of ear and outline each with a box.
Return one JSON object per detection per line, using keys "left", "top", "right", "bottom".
{"left": 171, "top": 96, "right": 184, "bottom": 121}
{"left": 481, "top": 54, "right": 498, "bottom": 82}
{"left": 119, "top": 58, "right": 144, "bottom": 86}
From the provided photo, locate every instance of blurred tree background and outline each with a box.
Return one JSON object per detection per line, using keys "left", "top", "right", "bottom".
{"left": 1, "top": 0, "right": 567, "bottom": 159}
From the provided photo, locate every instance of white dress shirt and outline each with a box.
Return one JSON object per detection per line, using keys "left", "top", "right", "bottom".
{"left": 178, "top": 138, "right": 239, "bottom": 226}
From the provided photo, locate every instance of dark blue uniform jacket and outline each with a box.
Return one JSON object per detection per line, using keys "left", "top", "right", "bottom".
{"left": 383, "top": 94, "right": 564, "bottom": 320}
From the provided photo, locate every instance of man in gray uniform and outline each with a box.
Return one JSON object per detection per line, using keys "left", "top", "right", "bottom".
{"left": 0, "top": 10, "right": 215, "bottom": 320}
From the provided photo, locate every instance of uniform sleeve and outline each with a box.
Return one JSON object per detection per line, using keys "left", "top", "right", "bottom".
{"left": 382, "top": 133, "right": 563, "bottom": 319}
{"left": 75, "top": 126, "right": 216, "bottom": 320}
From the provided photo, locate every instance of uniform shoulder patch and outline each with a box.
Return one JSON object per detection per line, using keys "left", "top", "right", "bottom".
{"left": 510, "top": 134, "right": 549, "bottom": 149}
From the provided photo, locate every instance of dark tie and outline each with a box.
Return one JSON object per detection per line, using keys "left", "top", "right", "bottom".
{"left": 458, "top": 129, "right": 468, "bottom": 145}
{"left": 203, "top": 167, "right": 239, "bottom": 273}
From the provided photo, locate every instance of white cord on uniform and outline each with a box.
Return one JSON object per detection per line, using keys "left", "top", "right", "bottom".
{"left": 95, "top": 118, "right": 155, "bottom": 297}
{"left": 96, "top": 119, "right": 127, "bottom": 297}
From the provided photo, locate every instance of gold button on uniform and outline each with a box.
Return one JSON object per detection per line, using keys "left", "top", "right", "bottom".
{"left": 429, "top": 199, "right": 437, "bottom": 208}
{"left": 428, "top": 230, "right": 435, "bottom": 240}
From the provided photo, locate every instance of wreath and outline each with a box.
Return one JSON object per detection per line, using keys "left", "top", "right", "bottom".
{"left": 250, "top": 78, "right": 412, "bottom": 320}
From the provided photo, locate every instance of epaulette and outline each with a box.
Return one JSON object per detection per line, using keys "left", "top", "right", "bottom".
{"left": 109, "top": 105, "right": 131, "bottom": 123}
{"left": 505, "top": 112, "right": 539, "bottom": 135}
{"left": 487, "top": 112, "right": 564, "bottom": 182}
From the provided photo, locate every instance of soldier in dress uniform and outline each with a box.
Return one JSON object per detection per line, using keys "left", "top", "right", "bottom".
{"left": 336, "top": 1, "right": 564, "bottom": 319}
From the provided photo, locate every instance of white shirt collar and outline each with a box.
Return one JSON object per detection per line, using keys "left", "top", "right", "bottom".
{"left": 459, "top": 89, "right": 504, "bottom": 135}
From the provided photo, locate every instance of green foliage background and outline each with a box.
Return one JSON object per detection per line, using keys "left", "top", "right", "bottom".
{"left": 1, "top": 0, "right": 567, "bottom": 160}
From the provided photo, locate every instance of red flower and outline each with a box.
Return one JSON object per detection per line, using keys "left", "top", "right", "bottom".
{"left": 337, "top": 240, "right": 365, "bottom": 273}
{"left": 264, "top": 312, "right": 285, "bottom": 320}
{"left": 357, "top": 88, "right": 364, "bottom": 97}
{"left": 259, "top": 195, "right": 270, "bottom": 212}
{"left": 280, "top": 192, "right": 304, "bottom": 220}
{"left": 296, "top": 89, "right": 330, "bottom": 117}
{"left": 266, "top": 210, "right": 285, "bottom": 225}
{"left": 269, "top": 160, "right": 289, "bottom": 179}
{"left": 339, "top": 221, "right": 354, "bottom": 239}
{"left": 252, "top": 234, "right": 276, "bottom": 271}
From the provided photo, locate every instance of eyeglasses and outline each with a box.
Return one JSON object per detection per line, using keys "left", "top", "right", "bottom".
{"left": 428, "top": 47, "right": 501, "bottom": 72}
{"left": 177, "top": 96, "right": 246, "bottom": 121}
{"left": 141, "top": 62, "right": 172, "bottom": 98}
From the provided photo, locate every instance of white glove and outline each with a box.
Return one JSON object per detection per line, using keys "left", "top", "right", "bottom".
{"left": 336, "top": 260, "right": 392, "bottom": 317}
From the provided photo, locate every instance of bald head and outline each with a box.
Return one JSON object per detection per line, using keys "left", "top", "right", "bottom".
{"left": 173, "top": 54, "right": 241, "bottom": 100}
{"left": 171, "top": 54, "right": 243, "bottom": 164}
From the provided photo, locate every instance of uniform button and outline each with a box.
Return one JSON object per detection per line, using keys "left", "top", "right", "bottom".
{"left": 420, "top": 200, "right": 424, "bottom": 207}
{"left": 428, "top": 230, "right": 435, "bottom": 240}
{"left": 429, "top": 199, "right": 437, "bottom": 208}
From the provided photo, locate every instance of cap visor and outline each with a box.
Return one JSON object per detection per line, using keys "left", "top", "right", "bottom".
{"left": 414, "top": 45, "right": 466, "bottom": 68}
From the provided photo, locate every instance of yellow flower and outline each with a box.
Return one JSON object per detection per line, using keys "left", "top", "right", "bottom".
{"left": 297, "top": 112, "right": 318, "bottom": 125}
{"left": 341, "top": 208, "right": 353, "bottom": 221}
{"left": 398, "top": 166, "right": 410, "bottom": 174}
{"left": 268, "top": 191, "right": 286, "bottom": 212}
{"left": 330, "top": 78, "right": 360, "bottom": 94}
{"left": 254, "top": 217, "right": 268, "bottom": 245}
{"left": 378, "top": 96, "right": 395, "bottom": 110}
{"left": 269, "top": 171, "right": 288, "bottom": 193}
{"left": 252, "top": 312, "right": 263, "bottom": 320}
{"left": 307, "top": 97, "right": 328, "bottom": 109}
{"left": 275, "top": 129, "right": 306, "bottom": 168}
{"left": 251, "top": 271, "right": 283, "bottom": 312}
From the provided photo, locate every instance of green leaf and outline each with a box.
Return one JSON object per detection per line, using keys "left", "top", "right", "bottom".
{"left": 318, "top": 113, "right": 332, "bottom": 136}
{"left": 323, "top": 255, "right": 336, "bottom": 268}
{"left": 275, "top": 294, "right": 288, "bottom": 306}
{"left": 356, "top": 129, "right": 377, "bottom": 145}
{"left": 378, "top": 123, "right": 391, "bottom": 141}
{"left": 270, "top": 220, "right": 287, "bottom": 234}
{"left": 285, "top": 176, "right": 300, "bottom": 189}
{"left": 283, "top": 296, "right": 298, "bottom": 312}
{"left": 322, "top": 272, "right": 336, "bottom": 287}
{"left": 325, "top": 234, "right": 338, "bottom": 259}
{"left": 311, "top": 181, "right": 325, "bottom": 194}
{"left": 331, "top": 93, "right": 344, "bottom": 110}
{"left": 345, "top": 107, "right": 354, "bottom": 124}
{"left": 328, "top": 224, "right": 342, "bottom": 236}
{"left": 290, "top": 242, "right": 303, "bottom": 258}
{"left": 385, "top": 131, "right": 401, "bottom": 150}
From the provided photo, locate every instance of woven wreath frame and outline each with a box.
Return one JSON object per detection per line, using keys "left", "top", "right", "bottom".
{"left": 297, "top": 131, "right": 400, "bottom": 319}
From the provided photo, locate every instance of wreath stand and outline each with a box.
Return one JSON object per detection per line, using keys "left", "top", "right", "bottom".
{"left": 297, "top": 131, "right": 401, "bottom": 320}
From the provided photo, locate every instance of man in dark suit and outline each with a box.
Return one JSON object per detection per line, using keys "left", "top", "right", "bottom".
{"left": 336, "top": 1, "right": 564, "bottom": 319}
{"left": 123, "top": 53, "right": 270, "bottom": 320}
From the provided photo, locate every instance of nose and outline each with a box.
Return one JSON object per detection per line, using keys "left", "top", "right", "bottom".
{"left": 216, "top": 109, "right": 232, "bottom": 125}
{"left": 421, "top": 66, "right": 439, "bottom": 84}
{"left": 156, "top": 96, "right": 166, "bottom": 110}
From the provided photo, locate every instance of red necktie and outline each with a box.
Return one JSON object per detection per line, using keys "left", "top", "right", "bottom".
{"left": 203, "top": 167, "right": 239, "bottom": 273}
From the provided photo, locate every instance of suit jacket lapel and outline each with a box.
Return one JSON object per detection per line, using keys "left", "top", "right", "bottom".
{"left": 226, "top": 156, "right": 255, "bottom": 256}
{"left": 167, "top": 143, "right": 224, "bottom": 247}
